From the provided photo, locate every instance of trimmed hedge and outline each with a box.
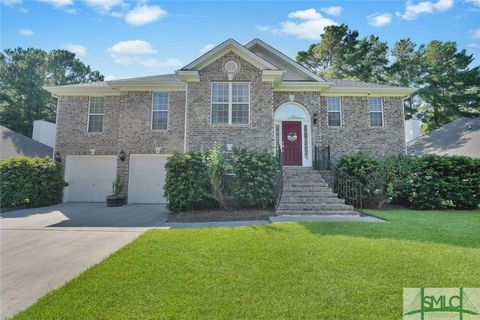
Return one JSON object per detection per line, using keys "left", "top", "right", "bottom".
{"left": 164, "top": 148, "right": 278, "bottom": 212}
{"left": 337, "top": 152, "right": 480, "bottom": 210}
{"left": 232, "top": 149, "right": 277, "bottom": 208}
{"left": 0, "top": 157, "right": 66, "bottom": 209}
{"left": 164, "top": 151, "right": 214, "bottom": 212}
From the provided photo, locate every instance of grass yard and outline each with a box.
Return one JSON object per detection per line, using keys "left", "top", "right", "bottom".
{"left": 13, "top": 210, "right": 480, "bottom": 319}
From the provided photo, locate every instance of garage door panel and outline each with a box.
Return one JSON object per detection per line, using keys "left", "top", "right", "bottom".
{"left": 128, "top": 155, "right": 167, "bottom": 204}
{"left": 65, "top": 156, "right": 116, "bottom": 202}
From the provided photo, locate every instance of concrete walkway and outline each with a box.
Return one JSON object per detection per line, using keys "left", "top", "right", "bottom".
{"left": 270, "top": 214, "right": 385, "bottom": 223}
{"left": 1, "top": 203, "right": 168, "bottom": 319}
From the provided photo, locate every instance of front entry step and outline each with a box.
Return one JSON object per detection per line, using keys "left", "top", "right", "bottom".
{"left": 276, "top": 168, "right": 359, "bottom": 216}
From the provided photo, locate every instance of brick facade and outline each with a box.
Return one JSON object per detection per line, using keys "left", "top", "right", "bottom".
{"left": 55, "top": 51, "right": 406, "bottom": 199}
{"left": 186, "top": 52, "right": 274, "bottom": 151}
{"left": 55, "top": 91, "right": 185, "bottom": 196}
{"left": 273, "top": 92, "right": 406, "bottom": 161}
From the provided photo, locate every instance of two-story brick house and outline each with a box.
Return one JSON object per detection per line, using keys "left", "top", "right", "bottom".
{"left": 45, "top": 38, "right": 412, "bottom": 208}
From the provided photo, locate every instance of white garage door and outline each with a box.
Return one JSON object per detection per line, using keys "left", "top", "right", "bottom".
{"left": 128, "top": 154, "right": 168, "bottom": 204}
{"left": 64, "top": 156, "right": 117, "bottom": 202}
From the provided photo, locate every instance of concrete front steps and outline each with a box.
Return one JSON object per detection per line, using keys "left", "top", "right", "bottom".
{"left": 276, "top": 167, "right": 358, "bottom": 216}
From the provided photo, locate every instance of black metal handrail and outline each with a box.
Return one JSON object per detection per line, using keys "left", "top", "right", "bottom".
{"left": 273, "top": 144, "right": 283, "bottom": 209}
{"left": 313, "top": 145, "right": 365, "bottom": 211}
{"left": 313, "top": 145, "right": 331, "bottom": 170}
{"left": 332, "top": 167, "right": 364, "bottom": 210}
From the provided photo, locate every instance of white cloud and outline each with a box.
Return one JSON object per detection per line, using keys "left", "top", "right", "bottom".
{"left": 61, "top": 44, "right": 87, "bottom": 57}
{"left": 17, "top": 29, "right": 33, "bottom": 36}
{"left": 105, "top": 75, "right": 118, "bottom": 81}
{"left": 257, "top": 8, "right": 337, "bottom": 40}
{"left": 85, "top": 0, "right": 123, "bottom": 14}
{"left": 200, "top": 44, "right": 215, "bottom": 54}
{"left": 1, "top": 0, "right": 22, "bottom": 6}
{"left": 108, "top": 40, "right": 157, "bottom": 56}
{"left": 320, "top": 6, "right": 343, "bottom": 16}
{"left": 397, "top": 0, "right": 454, "bottom": 20}
{"left": 107, "top": 40, "right": 180, "bottom": 68}
{"left": 466, "top": 0, "right": 480, "bottom": 6}
{"left": 470, "top": 28, "right": 480, "bottom": 39}
{"left": 125, "top": 4, "right": 167, "bottom": 26}
{"left": 467, "top": 43, "right": 479, "bottom": 49}
{"left": 367, "top": 13, "right": 393, "bottom": 27}
{"left": 37, "top": 0, "right": 73, "bottom": 7}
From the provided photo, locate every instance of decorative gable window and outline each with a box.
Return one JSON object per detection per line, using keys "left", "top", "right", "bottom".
{"left": 211, "top": 82, "right": 249, "bottom": 125}
{"left": 87, "top": 97, "right": 104, "bottom": 133}
{"left": 368, "top": 97, "right": 384, "bottom": 127}
{"left": 152, "top": 92, "right": 169, "bottom": 130}
{"left": 327, "top": 97, "right": 341, "bottom": 127}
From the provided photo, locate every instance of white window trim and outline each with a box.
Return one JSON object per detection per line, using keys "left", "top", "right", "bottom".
{"left": 327, "top": 96, "right": 342, "bottom": 127}
{"left": 151, "top": 92, "right": 169, "bottom": 131}
{"left": 210, "top": 82, "right": 250, "bottom": 125}
{"left": 87, "top": 96, "right": 104, "bottom": 133}
{"left": 368, "top": 97, "right": 385, "bottom": 128}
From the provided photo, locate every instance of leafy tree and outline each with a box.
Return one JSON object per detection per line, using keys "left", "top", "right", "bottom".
{"left": 296, "top": 24, "right": 388, "bottom": 82}
{"left": 415, "top": 41, "right": 480, "bottom": 129}
{"left": 0, "top": 48, "right": 104, "bottom": 136}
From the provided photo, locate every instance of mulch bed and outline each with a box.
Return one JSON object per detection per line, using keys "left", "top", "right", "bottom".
{"left": 167, "top": 209, "right": 273, "bottom": 222}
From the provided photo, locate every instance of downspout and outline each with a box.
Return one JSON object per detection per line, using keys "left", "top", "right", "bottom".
{"left": 53, "top": 94, "right": 60, "bottom": 157}
{"left": 402, "top": 95, "right": 410, "bottom": 155}
{"left": 183, "top": 82, "right": 188, "bottom": 152}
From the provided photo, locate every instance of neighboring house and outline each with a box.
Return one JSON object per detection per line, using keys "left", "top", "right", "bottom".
{"left": 408, "top": 117, "right": 480, "bottom": 158}
{"left": 45, "top": 38, "right": 412, "bottom": 209}
{"left": 0, "top": 126, "right": 53, "bottom": 161}
{"left": 32, "top": 120, "right": 56, "bottom": 148}
{"left": 405, "top": 118, "right": 422, "bottom": 142}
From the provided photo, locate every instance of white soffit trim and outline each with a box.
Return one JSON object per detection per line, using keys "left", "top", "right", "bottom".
{"left": 274, "top": 82, "right": 331, "bottom": 92}
{"left": 176, "top": 70, "right": 200, "bottom": 82}
{"left": 182, "top": 38, "right": 278, "bottom": 71}
{"left": 262, "top": 70, "right": 285, "bottom": 83}
{"left": 107, "top": 81, "right": 186, "bottom": 91}
{"left": 43, "top": 85, "right": 121, "bottom": 96}
{"left": 322, "top": 87, "right": 415, "bottom": 97}
{"left": 245, "top": 38, "right": 325, "bottom": 83}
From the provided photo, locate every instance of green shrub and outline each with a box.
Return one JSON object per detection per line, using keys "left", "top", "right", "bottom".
{"left": 336, "top": 152, "right": 387, "bottom": 207}
{"left": 164, "top": 151, "right": 215, "bottom": 212}
{"left": 337, "top": 152, "right": 480, "bottom": 210}
{"left": 0, "top": 157, "right": 66, "bottom": 209}
{"left": 232, "top": 149, "right": 277, "bottom": 208}
{"left": 403, "top": 154, "right": 480, "bottom": 210}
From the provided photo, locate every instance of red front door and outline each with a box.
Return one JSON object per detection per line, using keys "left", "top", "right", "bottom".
{"left": 282, "top": 121, "right": 302, "bottom": 166}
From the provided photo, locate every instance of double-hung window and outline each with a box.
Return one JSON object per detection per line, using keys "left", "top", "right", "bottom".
{"left": 152, "top": 92, "right": 168, "bottom": 130}
{"left": 87, "top": 97, "right": 104, "bottom": 132}
{"left": 211, "top": 82, "right": 249, "bottom": 125}
{"left": 327, "top": 97, "right": 341, "bottom": 127}
{"left": 368, "top": 97, "right": 384, "bottom": 127}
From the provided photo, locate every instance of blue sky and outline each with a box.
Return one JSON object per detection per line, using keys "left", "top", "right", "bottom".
{"left": 1, "top": 0, "right": 479, "bottom": 80}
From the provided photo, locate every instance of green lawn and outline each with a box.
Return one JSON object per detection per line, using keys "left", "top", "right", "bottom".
{"left": 14, "top": 210, "right": 480, "bottom": 319}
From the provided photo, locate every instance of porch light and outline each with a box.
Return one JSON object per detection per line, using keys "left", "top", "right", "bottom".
{"left": 119, "top": 150, "right": 126, "bottom": 162}
{"left": 155, "top": 147, "right": 162, "bottom": 154}
{"left": 89, "top": 148, "right": 96, "bottom": 155}
{"left": 313, "top": 113, "right": 319, "bottom": 125}
{"left": 226, "top": 144, "right": 234, "bottom": 151}
{"left": 54, "top": 151, "right": 62, "bottom": 163}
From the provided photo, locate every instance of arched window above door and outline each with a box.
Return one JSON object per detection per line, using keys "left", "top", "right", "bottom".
{"left": 274, "top": 103, "right": 309, "bottom": 121}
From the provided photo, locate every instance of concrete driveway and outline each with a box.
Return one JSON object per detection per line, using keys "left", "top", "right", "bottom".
{"left": 0, "top": 203, "right": 168, "bottom": 319}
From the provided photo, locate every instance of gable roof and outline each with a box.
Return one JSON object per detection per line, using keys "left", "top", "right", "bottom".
{"left": 407, "top": 117, "right": 480, "bottom": 158}
{"left": 181, "top": 38, "right": 278, "bottom": 71}
{"left": 0, "top": 126, "right": 53, "bottom": 160}
{"left": 245, "top": 38, "right": 324, "bottom": 82}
